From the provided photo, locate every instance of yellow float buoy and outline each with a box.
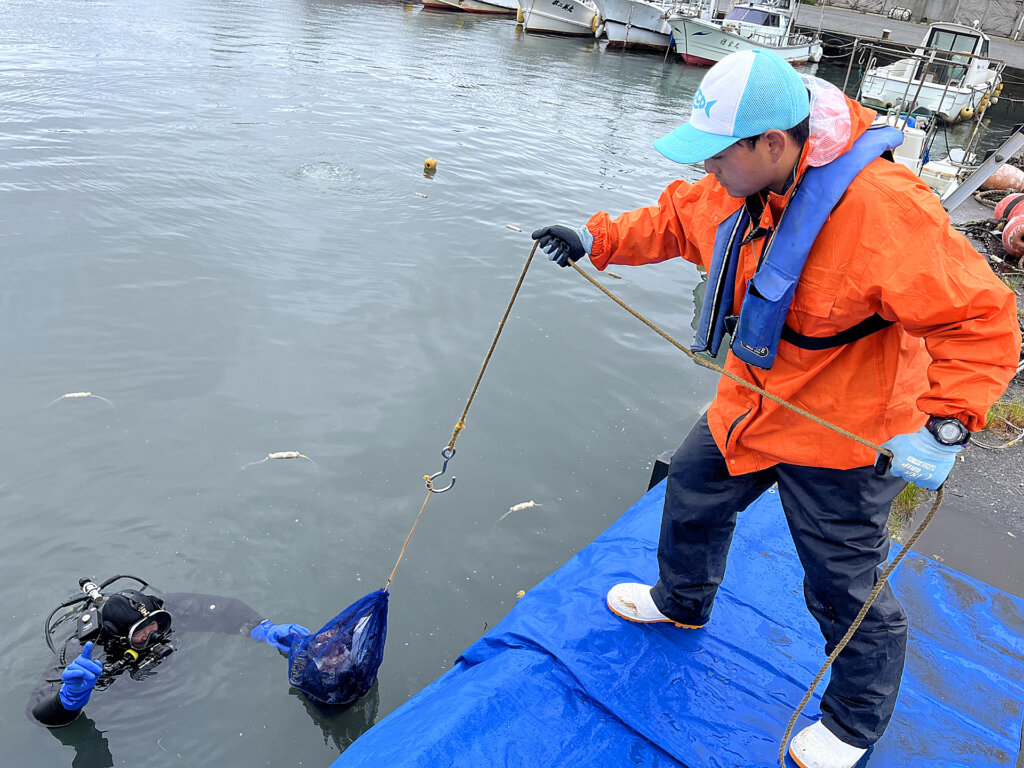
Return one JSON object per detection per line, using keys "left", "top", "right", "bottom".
{"left": 424, "top": 158, "right": 437, "bottom": 171}
{"left": 959, "top": 105, "right": 974, "bottom": 121}
{"left": 516, "top": 6, "right": 524, "bottom": 23}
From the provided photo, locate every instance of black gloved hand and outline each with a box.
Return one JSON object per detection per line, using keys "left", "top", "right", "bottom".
{"left": 531, "top": 225, "right": 586, "bottom": 267}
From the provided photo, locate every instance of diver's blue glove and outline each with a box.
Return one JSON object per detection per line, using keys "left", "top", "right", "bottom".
{"left": 532, "top": 224, "right": 593, "bottom": 267}
{"left": 59, "top": 641, "right": 103, "bottom": 711}
{"left": 880, "top": 426, "right": 963, "bottom": 491}
{"left": 250, "top": 620, "right": 311, "bottom": 652}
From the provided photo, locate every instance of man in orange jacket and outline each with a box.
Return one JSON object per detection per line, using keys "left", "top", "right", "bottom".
{"left": 533, "top": 50, "right": 1020, "bottom": 768}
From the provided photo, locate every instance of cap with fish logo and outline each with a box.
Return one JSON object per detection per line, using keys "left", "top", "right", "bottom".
{"left": 653, "top": 49, "right": 810, "bottom": 165}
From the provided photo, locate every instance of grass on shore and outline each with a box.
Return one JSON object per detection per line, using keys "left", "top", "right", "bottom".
{"left": 888, "top": 483, "right": 922, "bottom": 541}
{"left": 889, "top": 397, "right": 1024, "bottom": 538}
{"left": 984, "top": 398, "right": 1024, "bottom": 438}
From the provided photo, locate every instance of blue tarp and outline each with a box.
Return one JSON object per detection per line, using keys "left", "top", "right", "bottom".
{"left": 333, "top": 484, "right": 1024, "bottom": 767}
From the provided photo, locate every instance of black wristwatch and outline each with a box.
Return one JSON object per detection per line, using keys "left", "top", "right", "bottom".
{"left": 925, "top": 416, "right": 970, "bottom": 446}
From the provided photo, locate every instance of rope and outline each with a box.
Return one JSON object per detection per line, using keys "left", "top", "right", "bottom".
{"left": 386, "top": 243, "right": 940, "bottom": 764}
{"left": 447, "top": 241, "right": 540, "bottom": 451}
{"left": 385, "top": 491, "right": 433, "bottom": 591}
{"left": 777, "top": 487, "right": 944, "bottom": 768}
{"left": 562, "top": 257, "right": 947, "bottom": 766}
{"left": 384, "top": 242, "right": 540, "bottom": 592}
{"left": 568, "top": 260, "right": 886, "bottom": 455}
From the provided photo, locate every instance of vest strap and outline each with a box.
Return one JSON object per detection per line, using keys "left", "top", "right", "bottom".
{"left": 780, "top": 313, "right": 895, "bottom": 350}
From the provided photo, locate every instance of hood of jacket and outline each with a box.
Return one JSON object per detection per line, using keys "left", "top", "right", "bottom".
{"left": 798, "top": 75, "right": 879, "bottom": 172}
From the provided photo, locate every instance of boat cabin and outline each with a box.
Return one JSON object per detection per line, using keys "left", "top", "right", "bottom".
{"left": 724, "top": 7, "right": 782, "bottom": 28}
{"left": 912, "top": 22, "right": 992, "bottom": 87}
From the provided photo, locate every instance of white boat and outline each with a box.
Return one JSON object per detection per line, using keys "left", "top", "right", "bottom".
{"left": 872, "top": 109, "right": 970, "bottom": 199}
{"left": 857, "top": 22, "right": 1003, "bottom": 124}
{"left": 517, "top": 0, "right": 602, "bottom": 36}
{"left": 424, "top": 0, "right": 517, "bottom": 12}
{"left": 667, "top": 0, "right": 821, "bottom": 66}
{"left": 592, "top": 0, "right": 672, "bottom": 50}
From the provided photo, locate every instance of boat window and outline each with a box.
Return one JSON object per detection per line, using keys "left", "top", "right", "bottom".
{"left": 925, "top": 29, "right": 980, "bottom": 55}
{"left": 981, "top": 40, "right": 990, "bottom": 57}
{"left": 724, "top": 8, "right": 774, "bottom": 24}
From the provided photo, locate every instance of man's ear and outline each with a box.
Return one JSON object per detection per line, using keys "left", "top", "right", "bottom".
{"left": 761, "top": 129, "right": 790, "bottom": 161}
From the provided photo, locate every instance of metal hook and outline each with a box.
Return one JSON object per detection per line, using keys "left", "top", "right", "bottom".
{"left": 425, "top": 447, "right": 456, "bottom": 493}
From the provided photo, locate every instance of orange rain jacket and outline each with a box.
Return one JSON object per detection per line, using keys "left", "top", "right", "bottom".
{"left": 586, "top": 90, "right": 1021, "bottom": 475}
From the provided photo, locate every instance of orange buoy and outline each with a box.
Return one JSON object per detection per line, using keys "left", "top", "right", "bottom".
{"left": 981, "top": 163, "right": 1024, "bottom": 192}
{"left": 1001, "top": 213, "right": 1024, "bottom": 259}
{"left": 424, "top": 158, "right": 437, "bottom": 171}
{"left": 994, "top": 192, "right": 1024, "bottom": 221}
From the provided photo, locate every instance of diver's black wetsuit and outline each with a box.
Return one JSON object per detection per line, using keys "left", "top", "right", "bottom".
{"left": 29, "top": 593, "right": 265, "bottom": 727}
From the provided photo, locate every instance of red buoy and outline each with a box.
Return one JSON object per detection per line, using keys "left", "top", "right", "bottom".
{"left": 994, "top": 192, "right": 1024, "bottom": 221}
{"left": 1001, "top": 213, "right": 1024, "bottom": 259}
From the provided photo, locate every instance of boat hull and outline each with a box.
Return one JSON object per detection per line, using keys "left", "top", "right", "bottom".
{"left": 519, "top": 0, "right": 600, "bottom": 35}
{"left": 604, "top": 19, "right": 670, "bottom": 48}
{"left": 668, "top": 15, "right": 820, "bottom": 65}
{"left": 593, "top": 0, "right": 671, "bottom": 49}
{"left": 859, "top": 71, "right": 999, "bottom": 123}
{"left": 423, "top": 0, "right": 517, "bottom": 11}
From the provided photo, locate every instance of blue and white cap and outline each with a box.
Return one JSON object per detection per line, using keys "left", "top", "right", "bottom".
{"left": 654, "top": 50, "right": 810, "bottom": 165}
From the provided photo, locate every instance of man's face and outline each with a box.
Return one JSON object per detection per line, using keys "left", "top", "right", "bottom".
{"left": 703, "top": 138, "right": 775, "bottom": 199}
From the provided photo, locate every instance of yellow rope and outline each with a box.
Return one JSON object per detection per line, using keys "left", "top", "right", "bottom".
{"left": 563, "top": 257, "right": 943, "bottom": 764}
{"left": 385, "top": 490, "right": 433, "bottom": 592}
{"left": 385, "top": 243, "right": 539, "bottom": 592}
{"left": 447, "top": 242, "right": 540, "bottom": 452}
{"left": 777, "top": 487, "right": 943, "bottom": 767}
{"left": 568, "top": 259, "right": 886, "bottom": 455}
{"left": 387, "top": 245, "right": 935, "bottom": 764}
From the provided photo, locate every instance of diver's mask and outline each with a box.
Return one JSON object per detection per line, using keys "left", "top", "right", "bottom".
{"left": 99, "top": 590, "right": 173, "bottom": 651}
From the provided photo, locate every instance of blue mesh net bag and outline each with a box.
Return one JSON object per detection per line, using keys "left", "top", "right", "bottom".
{"left": 288, "top": 589, "right": 389, "bottom": 707}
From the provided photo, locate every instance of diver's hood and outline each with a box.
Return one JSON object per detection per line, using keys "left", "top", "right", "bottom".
{"left": 99, "top": 590, "right": 168, "bottom": 646}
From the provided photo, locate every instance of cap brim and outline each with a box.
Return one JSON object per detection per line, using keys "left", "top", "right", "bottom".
{"left": 653, "top": 122, "right": 741, "bottom": 165}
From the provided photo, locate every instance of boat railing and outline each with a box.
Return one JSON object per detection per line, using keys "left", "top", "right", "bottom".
{"left": 843, "top": 38, "right": 1004, "bottom": 114}
{"left": 667, "top": 1, "right": 707, "bottom": 17}
{"left": 786, "top": 31, "right": 816, "bottom": 45}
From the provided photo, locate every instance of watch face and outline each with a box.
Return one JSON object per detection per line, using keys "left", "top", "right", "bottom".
{"left": 935, "top": 420, "right": 967, "bottom": 444}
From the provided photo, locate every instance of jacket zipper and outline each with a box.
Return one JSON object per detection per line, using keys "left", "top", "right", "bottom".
{"left": 725, "top": 407, "right": 752, "bottom": 450}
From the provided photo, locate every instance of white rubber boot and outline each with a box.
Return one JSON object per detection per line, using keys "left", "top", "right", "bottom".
{"left": 605, "top": 583, "right": 704, "bottom": 628}
{"left": 789, "top": 721, "right": 868, "bottom": 768}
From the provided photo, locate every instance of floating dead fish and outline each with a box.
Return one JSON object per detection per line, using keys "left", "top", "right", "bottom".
{"left": 416, "top": 192, "right": 428, "bottom": 198}
{"left": 607, "top": 272, "right": 623, "bottom": 279}
{"left": 241, "top": 451, "right": 319, "bottom": 470}
{"left": 505, "top": 224, "right": 523, "bottom": 232}
{"left": 495, "top": 499, "right": 541, "bottom": 525}
{"left": 46, "top": 392, "right": 118, "bottom": 414}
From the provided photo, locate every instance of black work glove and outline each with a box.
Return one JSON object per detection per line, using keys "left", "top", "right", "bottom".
{"left": 532, "top": 225, "right": 587, "bottom": 267}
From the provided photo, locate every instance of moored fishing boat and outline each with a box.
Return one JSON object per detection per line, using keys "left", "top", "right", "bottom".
{"left": 517, "top": 0, "right": 602, "bottom": 36}
{"left": 666, "top": 0, "right": 821, "bottom": 66}
{"left": 857, "top": 21, "right": 1003, "bottom": 124}
{"left": 423, "top": 0, "right": 517, "bottom": 13}
{"left": 592, "top": 0, "right": 673, "bottom": 51}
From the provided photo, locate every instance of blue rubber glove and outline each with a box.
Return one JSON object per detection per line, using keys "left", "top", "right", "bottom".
{"left": 532, "top": 225, "right": 593, "bottom": 267}
{"left": 250, "top": 620, "right": 311, "bottom": 652}
{"left": 880, "top": 426, "right": 963, "bottom": 491}
{"left": 59, "top": 641, "right": 103, "bottom": 711}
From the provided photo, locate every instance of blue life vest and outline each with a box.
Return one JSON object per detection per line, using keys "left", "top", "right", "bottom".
{"left": 692, "top": 125, "right": 905, "bottom": 369}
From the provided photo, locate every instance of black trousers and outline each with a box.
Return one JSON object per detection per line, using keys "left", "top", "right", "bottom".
{"left": 649, "top": 415, "right": 908, "bottom": 748}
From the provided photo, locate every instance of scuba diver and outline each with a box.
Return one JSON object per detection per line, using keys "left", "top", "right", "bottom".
{"left": 29, "top": 575, "right": 310, "bottom": 728}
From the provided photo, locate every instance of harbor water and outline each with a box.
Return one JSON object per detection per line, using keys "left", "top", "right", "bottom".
{"left": 0, "top": 1, "right": 1020, "bottom": 765}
